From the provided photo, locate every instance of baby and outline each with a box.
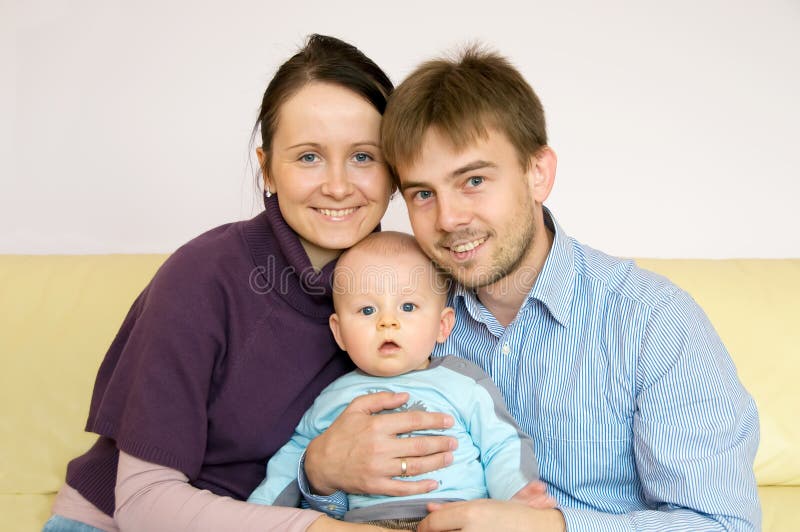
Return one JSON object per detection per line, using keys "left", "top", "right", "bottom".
{"left": 249, "top": 231, "right": 545, "bottom": 529}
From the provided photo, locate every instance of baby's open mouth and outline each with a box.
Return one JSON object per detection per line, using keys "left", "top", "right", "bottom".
{"left": 379, "top": 341, "right": 400, "bottom": 352}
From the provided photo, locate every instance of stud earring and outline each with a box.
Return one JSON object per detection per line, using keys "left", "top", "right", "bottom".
{"left": 264, "top": 186, "right": 272, "bottom": 198}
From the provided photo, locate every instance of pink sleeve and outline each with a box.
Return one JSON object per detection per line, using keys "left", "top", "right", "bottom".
{"left": 114, "top": 451, "right": 323, "bottom": 532}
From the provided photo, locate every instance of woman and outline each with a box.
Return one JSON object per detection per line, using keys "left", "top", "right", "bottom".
{"left": 44, "top": 34, "right": 413, "bottom": 532}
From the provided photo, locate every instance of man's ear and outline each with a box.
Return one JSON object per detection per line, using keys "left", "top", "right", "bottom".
{"left": 436, "top": 307, "right": 456, "bottom": 343}
{"left": 256, "top": 147, "right": 272, "bottom": 192}
{"left": 329, "top": 313, "right": 347, "bottom": 351}
{"left": 528, "top": 146, "right": 557, "bottom": 204}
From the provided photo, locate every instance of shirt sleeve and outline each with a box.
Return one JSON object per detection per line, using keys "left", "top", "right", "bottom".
{"left": 264, "top": 382, "right": 350, "bottom": 519}
{"left": 456, "top": 361, "right": 540, "bottom": 500}
{"left": 561, "top": 290, "right": 760, "bottom": 531}
{"left": 298, "top": 452, "right": 349, "bottom": 519}
{"left": 115, "top": 451, "right": 323, "bottom": 532}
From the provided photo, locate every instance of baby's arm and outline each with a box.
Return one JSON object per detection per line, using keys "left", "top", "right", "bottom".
{"left": 248, "top": 427, "right": 315, "bottom": 506}
{"left": 249, "top": 380, "right": 351, "bottom": 509}
{"left": 443, "top": 357, "right": 540, "bottom": 500}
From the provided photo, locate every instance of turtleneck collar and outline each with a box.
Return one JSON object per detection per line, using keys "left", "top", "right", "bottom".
{"left": 242, "top": 195, "right": 338, "bottom": 320}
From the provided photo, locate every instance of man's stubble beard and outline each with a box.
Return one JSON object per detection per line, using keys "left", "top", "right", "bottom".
{"left": 434, "top": 194, "right": 537, "bottom": 292}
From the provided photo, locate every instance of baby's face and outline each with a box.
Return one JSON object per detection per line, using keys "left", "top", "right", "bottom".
{"left": 330, "top": 249, "right": 453, "bottom": 377}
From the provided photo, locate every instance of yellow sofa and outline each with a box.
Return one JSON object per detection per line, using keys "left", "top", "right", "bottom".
{"left": 1, "top": 255, "right": 798, "bottom": 531}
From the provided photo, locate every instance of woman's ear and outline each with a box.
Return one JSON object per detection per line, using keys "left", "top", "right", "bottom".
{"left": 256, "top": 147, "right": 272, "bottom": 192}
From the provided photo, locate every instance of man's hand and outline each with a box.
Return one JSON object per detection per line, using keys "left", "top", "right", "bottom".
{"left": 510, "top": 480, "right": 558, "bottom": 509}
{"left": 418, "top": 500, "right": 566, "bottom": 532}
{"left": 304, "top": 391, "right": 457, "bottom": 496}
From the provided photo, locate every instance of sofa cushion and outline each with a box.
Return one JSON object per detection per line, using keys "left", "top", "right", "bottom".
{"left": 0, "top": 255, "right": 167, "bottom": 495}
{"left": 638, "top": 259, "right": 800, "bottom": 487}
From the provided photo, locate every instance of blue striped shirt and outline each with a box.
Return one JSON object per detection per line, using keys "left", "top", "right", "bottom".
{"left": 431, "top": 210, "right": 760, "bottom": 531}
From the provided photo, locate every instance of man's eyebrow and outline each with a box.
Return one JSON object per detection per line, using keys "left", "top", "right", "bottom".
{"left": 452, "top": 160, "right": 496, "bottom": 176}
{"left": 400, "top": 160, "right": 497, "bottom": 192}
{"left": 399, "top": 180, "right": 427, "bottom": 192}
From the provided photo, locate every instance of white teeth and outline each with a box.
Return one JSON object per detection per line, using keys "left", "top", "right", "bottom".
{"left": 452, "top": 238, "right": 486, "bottom": 253}
{"left": 317, "top": 207, "right": 357, "bottom": 217}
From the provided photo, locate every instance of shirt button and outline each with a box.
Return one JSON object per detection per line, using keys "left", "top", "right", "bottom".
{"left": 326, "top": 504, "right": 337, "bottom": 511}
{"left": 501, "top": 343, "right": 511, "bottom": 355}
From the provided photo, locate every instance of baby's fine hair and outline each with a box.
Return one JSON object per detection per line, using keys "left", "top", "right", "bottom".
{"left": 333, "top": 232, "right": 450, "bottom": 304}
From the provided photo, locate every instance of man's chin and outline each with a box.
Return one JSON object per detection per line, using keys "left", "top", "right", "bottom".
{"left": 436, "top": 261, "right": 506, "bottom": 290}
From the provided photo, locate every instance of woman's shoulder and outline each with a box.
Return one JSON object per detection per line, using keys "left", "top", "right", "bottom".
{"left": 150, "top": 213, "right": 268, "bottom": 297}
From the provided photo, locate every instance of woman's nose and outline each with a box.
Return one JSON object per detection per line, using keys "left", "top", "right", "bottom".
{"left": 321, "top": 163, "right": 354, "bottom": 199}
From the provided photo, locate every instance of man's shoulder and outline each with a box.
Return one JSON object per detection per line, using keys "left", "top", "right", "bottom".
{"left": 572, "top": 239, "right": 682, "bottom": 311}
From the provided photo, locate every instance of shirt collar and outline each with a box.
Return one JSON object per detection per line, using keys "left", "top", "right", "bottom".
{"left": 451, "top": 207, "right": 575, "bottom": 328}
{"left": 529, "top": 207, "right": 575, "bottom": 327}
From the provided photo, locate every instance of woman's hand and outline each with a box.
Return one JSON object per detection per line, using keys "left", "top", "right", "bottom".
{"left": 304, "top": 391, "right": 457, "bottom": 496}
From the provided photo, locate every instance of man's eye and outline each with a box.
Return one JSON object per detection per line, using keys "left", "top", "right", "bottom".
{"left": 300, "top": 153, "right": 319, "bottom": 163}
{"left": 360, "top": 306, "right": 376, "bottom": 316}
{"left": 415, "top": 190, "right": 433, "bottom": 200}
{"left": 468, "top": 176, "right": 484, "bottom": 187}
{"left": 401, "top": 303, "right": 416, "bottom": 312}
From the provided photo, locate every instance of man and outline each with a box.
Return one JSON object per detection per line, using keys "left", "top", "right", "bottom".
{"left": 303, "top": 46, "right": 760, "bottom": 531}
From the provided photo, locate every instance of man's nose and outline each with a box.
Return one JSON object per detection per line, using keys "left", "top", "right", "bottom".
{"left": 436, "top": 194, "right": 472, "bottom": 232}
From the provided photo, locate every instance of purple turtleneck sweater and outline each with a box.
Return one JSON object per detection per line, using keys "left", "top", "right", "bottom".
{"left": 65, "top": 196, "right": 354, "bottom": 517}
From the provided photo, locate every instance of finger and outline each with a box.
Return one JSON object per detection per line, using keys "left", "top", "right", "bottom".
{"left": 370, "top": 478, "right": 440, "bottom": 497}
{"left": 374, "top": 410, "right": 455, "bottom": 435}
{"left": 418, "top": 502, "right": 467, "bottom": 532}
{"left": 388, "top": 450, "right": 453, "bottom": 478}
{"left": 393, "top": 433, "right": 457, "bottom": 457}
{"left": 511, "top": 479, "right": 548, "bottom": 501}
{"left": 523, "top": 494, "right": 557, "bottom": 509}
{"left": 510, "top": 489, "right": 553, "bottom": 508}
{"left": 348, "top": 391, "right": 410, "bottom": 415}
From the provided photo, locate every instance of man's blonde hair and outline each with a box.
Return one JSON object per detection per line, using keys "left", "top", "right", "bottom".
{"left": 381, "top": 45, "right": 548, "bottom": 187}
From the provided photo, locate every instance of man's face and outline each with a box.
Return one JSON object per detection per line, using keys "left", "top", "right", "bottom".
{"left": 399, "top": 127, "right": 539, "bottom": 291}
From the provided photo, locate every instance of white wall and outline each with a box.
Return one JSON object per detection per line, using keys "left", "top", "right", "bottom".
{"left": 4, "top": 0, "right": 799, "bottom": 257}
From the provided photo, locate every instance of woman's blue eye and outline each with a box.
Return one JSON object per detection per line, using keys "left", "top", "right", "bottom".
{"left": 353, "top": 152, "right": 372, "bottom": 163}
{"left": 415, "top": 190, "right": 433, "bottom": 201}
{"left": 360, "top": 306, "right": 376, "bottom": 316}
{"left": 401, "top": 303, "right": 416, "bottom": 312}
{"left": 300, "top": 153, "right": 318, "bottom": 163}
{"left": 468, "top": 176, "right": 484, "bottom": 187}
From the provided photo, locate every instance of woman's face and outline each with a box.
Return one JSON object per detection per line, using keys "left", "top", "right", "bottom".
{"left": 259, "top": 82, "right": 392, "bottom": 269}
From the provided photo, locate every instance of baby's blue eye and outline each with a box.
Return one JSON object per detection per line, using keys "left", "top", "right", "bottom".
{"left": 360, "top": 306, "right": 376, "bottom": 316}
{"left": 401, "top": 303, "right": 416, "bottom": 312}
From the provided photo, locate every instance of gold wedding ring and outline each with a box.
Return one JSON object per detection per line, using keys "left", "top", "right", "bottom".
{"left": 400, "top": 458, "right": 408, "bottom": 477}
